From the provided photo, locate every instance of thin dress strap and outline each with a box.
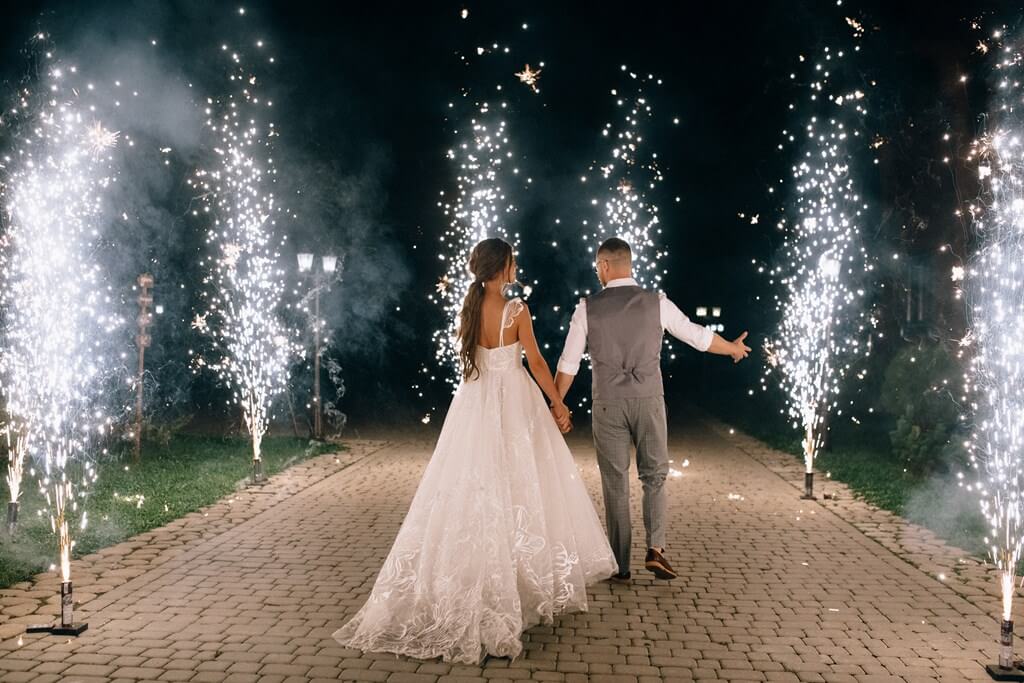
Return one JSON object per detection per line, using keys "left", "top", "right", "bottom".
{"left": 499, "top": 297, "right": 524, "bottom": 347}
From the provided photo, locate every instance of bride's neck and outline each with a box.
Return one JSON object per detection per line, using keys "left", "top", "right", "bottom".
{"left": 484, "top": 279, "right": 506, "bottom": 300}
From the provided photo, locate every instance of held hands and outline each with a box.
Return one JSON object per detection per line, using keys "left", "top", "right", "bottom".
{"left": 730, "top": 331, "right": 751, "bottom": 364}
{"left": 550, "top": 401, "right": 573, "bottom": 434}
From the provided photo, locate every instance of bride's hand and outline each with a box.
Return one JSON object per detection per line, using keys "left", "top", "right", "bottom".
{"left": 551, "top": 402, "right": 572, "bottom": 433}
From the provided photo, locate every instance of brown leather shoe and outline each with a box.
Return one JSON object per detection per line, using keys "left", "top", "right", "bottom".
{"left": 608, "top": 571, "right": 631, "bottom": 584}
{"left": 645, "top": 548, "right": 678, "bottom": 580}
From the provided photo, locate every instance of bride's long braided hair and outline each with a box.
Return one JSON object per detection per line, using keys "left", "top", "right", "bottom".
{"left": 457, "top": 238, "right": 513, "bottom": 382}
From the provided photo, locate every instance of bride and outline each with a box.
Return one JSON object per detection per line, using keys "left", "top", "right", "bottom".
{"left": 334, "top": 237, "right": 617, "bottom": 664}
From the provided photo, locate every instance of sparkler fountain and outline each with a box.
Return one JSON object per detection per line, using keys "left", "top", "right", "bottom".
{"left": 190, "top": 40, "right": 298, "bottom": 485}
{"left": 763, "top": 39, "right": 873, "bottom": 500}
{"left": 549, "top": 67, "right": 676, "bottom": 416}
{"left": 964, "top": 29, "right": 1024, "bottom": 682}
{"left": 580, "top": 67, "right": 669, "bottom": 290}
{"left": 429, "top": 44, "right": 527, "bottom": 386}
{"left": 1, "top": 40, "right": 122, "bottom": 634}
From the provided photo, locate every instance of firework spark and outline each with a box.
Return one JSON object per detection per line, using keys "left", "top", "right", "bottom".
{"left": 86, "top": 121, "right": 119, "bottom": 154}
{"left": 762, "top": 41, "right": 873, "bottom": 498}
{"left": 515, "top": 64, "right": 541, "bottom": 92}
{"left": 190, "top": 39, "right": 298, "bottom": 479}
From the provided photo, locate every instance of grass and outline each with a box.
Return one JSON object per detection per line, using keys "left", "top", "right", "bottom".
{"left": 0, "top": 434, "right": 340, "bottom": 589}
{"left": 703, "top": 399, "right": 988, "bottom": 558}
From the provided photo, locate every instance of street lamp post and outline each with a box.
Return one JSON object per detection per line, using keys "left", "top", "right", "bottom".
{"left": 695, "top": 305, "right": 724, "bottom": 403}
{"left": 297, "top": 253, "right": 337, "bottom": 440}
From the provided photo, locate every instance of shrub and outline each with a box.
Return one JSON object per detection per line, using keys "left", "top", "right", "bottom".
{"left": 878, "top": 343, "right": 962, "bottom": 474}
{"left": 140, "top": 413, "right": 195, "bottom": 447}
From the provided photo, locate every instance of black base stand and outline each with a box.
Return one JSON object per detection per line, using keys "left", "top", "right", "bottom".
{"left": 801, "top": 472, "right": 817, "bottom": 500}
{"left": 7, "top": 501, "right": 17, "bottom": 534}
{"left": 27, "top": 622, "right": 89, "bottom": 636}
{"left": 26, "top": 582, "right": 88, "bottom": 636}
{"left": 987, "top": 664, "right": 1024, "bottom": 681}
{"left": 251, "top": 458, "right": 267, "bottom": 486}
{"left": 990, "top": 620, "right": 1024, "bottom": 680}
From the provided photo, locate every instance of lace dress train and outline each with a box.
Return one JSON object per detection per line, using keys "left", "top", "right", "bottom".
{"left": 333, "top": 299, "right": 617, "bottom": 664}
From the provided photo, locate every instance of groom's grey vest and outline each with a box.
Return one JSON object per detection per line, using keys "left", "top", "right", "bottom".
{"left": 586, "top": 286, "right": 663, "bottom": 400}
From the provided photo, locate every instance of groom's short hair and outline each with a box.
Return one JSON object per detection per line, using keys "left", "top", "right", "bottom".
{"left": 597, "top": 237, "right": 632, "bottom": 262}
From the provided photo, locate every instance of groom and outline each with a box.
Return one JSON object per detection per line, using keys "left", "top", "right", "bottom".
{"left": 554, "top": 237, "right": 750, "bottom": 582}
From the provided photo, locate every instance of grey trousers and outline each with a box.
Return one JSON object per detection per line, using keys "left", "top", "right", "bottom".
{"left": 591, "top": 396, "right": 669, "bottom": 575}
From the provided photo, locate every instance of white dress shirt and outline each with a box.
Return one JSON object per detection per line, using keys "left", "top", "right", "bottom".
{"left": 556, "top": 278, "right": 714, "bottom": 376}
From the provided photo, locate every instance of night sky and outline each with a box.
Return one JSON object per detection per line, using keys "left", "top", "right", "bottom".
{"left": 0, "top": 0, "right": 1014, "bottom": 430}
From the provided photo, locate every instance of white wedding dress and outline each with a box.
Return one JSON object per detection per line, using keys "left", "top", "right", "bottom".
{"left": 334, "top": 299, "right": 617, "bottom": 664}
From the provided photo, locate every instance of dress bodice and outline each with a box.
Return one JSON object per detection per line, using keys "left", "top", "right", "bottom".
{"left": 469, "top": 297, "right": 526, "bottom": 377}
{"left": 474, "top": 342, "right": 523, "bottom": 374}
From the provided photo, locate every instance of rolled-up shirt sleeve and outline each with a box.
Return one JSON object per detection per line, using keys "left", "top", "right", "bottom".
{"left": 660, "top": 294, "right": 713, "bottom": 352}
{"left": 556, "top": 299, "right": 588, "bottom": 376}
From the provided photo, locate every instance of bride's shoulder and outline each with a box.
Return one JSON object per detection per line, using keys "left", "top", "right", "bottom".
{"left": 504, "top": 296, "right": 527, "bottom": 321}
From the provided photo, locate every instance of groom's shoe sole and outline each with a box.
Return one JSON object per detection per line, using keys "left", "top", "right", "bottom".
{"left": 645, "top": 559, "right": 678, "bottom": 580}
{"left": 608, "top": 572, "right": 632, "bottom": 584}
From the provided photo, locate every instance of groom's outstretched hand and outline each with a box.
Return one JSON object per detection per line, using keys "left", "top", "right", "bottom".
{"left": 731, "top": 331, "right": 751, "bottom": 363}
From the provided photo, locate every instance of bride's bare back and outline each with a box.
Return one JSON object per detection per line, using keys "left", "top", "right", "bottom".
{"left": 477, "top": 295, "right": 521, "bottom": 349}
